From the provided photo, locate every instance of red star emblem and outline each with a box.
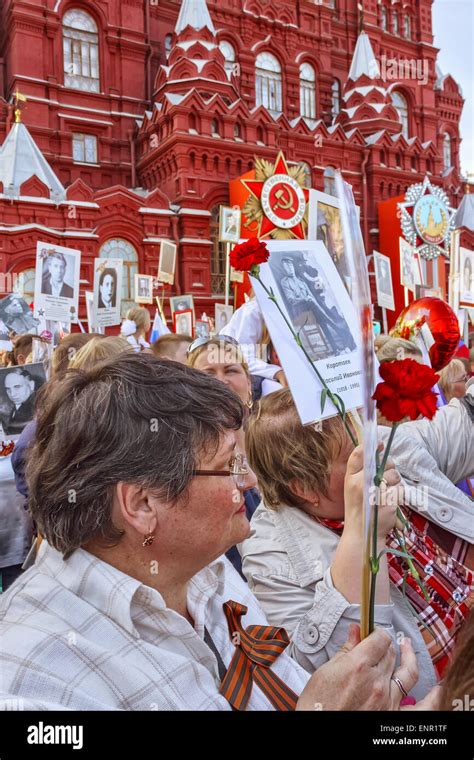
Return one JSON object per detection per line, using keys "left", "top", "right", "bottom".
{"left": 241, "top": 151, "right": 310, "bottom": 239}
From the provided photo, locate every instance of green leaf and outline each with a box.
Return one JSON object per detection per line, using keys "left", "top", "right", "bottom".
{"left": 320, "top": 388, "right": 328, "bottom": 413}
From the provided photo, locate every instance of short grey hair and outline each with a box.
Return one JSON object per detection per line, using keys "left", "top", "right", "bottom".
{"left": 28, "top": 354, "right": 243, "bottom": 558}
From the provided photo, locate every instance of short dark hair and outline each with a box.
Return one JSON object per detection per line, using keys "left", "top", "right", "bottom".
{"left": 99, "top": 268, "right": 117, "bottom": 287}
{"left": 28, "top": 353, "right": 243, "bottom": 559}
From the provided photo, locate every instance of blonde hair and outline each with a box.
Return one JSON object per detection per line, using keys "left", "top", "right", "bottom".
{"left": 438, "top": 358, "right": 466, "bottom": 397}
{"left": 187, "top": 338, "right": 250, "bottom": 378}
{"left": 126, "top": 306, "right": 151, "bottom": 332}
{"left": 69, "top": 336, "right": 133, "bottom": 370}
{"left": 246, "top": 389, "right": 347, "bottom": 509}
{"left": 375, "top": 335, "right": 422, "bottom": 364}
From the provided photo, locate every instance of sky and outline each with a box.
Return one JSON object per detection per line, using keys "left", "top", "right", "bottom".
{"left": 432, "top": 0, "right": 474, "bottom": 176}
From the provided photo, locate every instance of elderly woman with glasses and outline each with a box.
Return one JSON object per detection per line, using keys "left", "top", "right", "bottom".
{"left": 0, "top": 354, "right": 420, "bottom": 710}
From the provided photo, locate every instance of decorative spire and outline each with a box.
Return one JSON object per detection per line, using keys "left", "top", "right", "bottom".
{"left": 0, "top": 119, "right": 65, "bottom": 199}
{"left": 348, "top": 31, "right": 379, "bottom": 82}
{"left": 358, "top": 1, "right": 365, "bottom": 34}
{"left": 12, "top": 89, "right": 27, "bottom": 124}
{"left": 175, "top": 0, "right": 215, "bottom": 36}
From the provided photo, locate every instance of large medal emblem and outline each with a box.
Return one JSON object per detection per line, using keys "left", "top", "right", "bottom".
{"left": 398, "top": 176, "right": 455, "bottom": 260}
{"left": 241, "top": 151, "right": 310, "bottom": 239}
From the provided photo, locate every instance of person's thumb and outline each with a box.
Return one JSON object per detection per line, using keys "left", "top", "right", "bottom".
{"left": 345, "top": 446, "right": 364, "bottom": 476}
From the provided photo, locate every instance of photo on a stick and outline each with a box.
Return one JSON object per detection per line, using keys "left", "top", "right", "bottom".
{"left": 252, "top": 240, "right": 363, "bottom": 425}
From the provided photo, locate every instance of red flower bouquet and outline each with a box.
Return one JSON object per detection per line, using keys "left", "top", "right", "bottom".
{"left": 372, "top": 358, "right": 439, "bottom": 422}
{"left": 229, "top": 238, "right": 269, "bottom": 273}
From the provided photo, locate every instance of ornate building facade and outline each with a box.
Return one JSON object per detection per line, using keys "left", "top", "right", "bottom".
{"left": 0, "top": 0, "right": 468, "bottom": 322}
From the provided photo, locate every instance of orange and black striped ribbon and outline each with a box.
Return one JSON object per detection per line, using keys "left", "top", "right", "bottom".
{"left": 219, "top": 600, "right": 298, "bottom": 711}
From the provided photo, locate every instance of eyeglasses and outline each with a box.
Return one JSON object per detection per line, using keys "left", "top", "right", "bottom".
{"left": 193, "top": 453, "right": 250, "bottom": 488}
{"left": 452, "top": 375, "right": 468, "bottom": 383}
{"left": 187, "top": 334, "right": 240, "bottom": 356}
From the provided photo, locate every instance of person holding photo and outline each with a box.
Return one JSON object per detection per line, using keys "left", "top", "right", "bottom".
{"left": 0, "top": 354, "right": 419, "bottom": 710}
{"left": 41, "top": 252, "right": 74, "bottom": 298}
{"left": 240, "top": 390, "right": 442, "bottom": 703}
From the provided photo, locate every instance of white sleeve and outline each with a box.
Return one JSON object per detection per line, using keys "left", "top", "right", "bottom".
{"left": 220, "top": 299, "right": 282, "bottom": 380}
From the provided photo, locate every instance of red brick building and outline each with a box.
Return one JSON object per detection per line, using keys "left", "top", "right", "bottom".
{"left": 0, "top": 0, "right": 469, "bottom": 323}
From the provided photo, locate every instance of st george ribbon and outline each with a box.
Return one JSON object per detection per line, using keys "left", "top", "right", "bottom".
{"left": 335, "top": 172, "right": 378, "bottom": 639}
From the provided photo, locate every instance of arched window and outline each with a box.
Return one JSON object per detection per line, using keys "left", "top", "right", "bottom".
{"left": 331, "top": 79, "right": 340, "bottom": 118}
{"left": 299, "top": 62, "right": 316, "bottom": 120}
{"left": 63, "top": 9, "right": 99, "bottom": 92}
{"left": 234, "top": 122, "right": 242, "bottom": 140}
{"left": 391, "top": 91, "right": 409, "bottom": 138}
{"left": 165, "top": 34, "right": 172, "bottom": 57}
{"left": 381, "top": 6, "right": 388, "bottom": 31}
{"left": 100, "top": 238, "right": 138, "bottom": 315}
{"left": 256, "top": 125, "right": 264, "bottom": 143}
{"left": 443, "top": 133, "right": 452, "bottom": 169}
{"left": 211, "top": 119, "right": 220, "bottom": 137}
{"left": 210, "top": 206, "right": 227, "bottom": 295}
{"left": 324, "top": 166, "right": 336, "bottom": 196}
{"left": 12, "top": 268, "right": 35, "bottom": 305}
{"left": 404, "top": 16, "right": 411, "bottom": 39}
{"left": 255, "top": 52, "right": 282, "bottom": 112}
{"left": 393, "top": 11, "right": 399, "bottom": 35}
{"left": 219, "top": 40, "right": 237, "bottom": 75}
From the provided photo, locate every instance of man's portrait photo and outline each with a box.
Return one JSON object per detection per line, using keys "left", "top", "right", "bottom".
{"left": 41, "top": 251, "right": 74, "bottom": 298}
{"left": 271, "top": 250, "right": 356, "bottom": 363}
{"left": 34, "top": 242, "right": 81, "bottom": 323}
{"left": 219, "top": 206, "right": 241, "bottom": 244}
{"left": 173, "top": 309, "right": 193, "bottom": 336}
{"left": 373, "top": 251, "right": 395, "bottom": 311}
{"left": 0, "top": 363, "right": 47, "bottom": 436}
{"left": 170, "top": 295, "right": 195, "bottom": 321}
{"left": 0, "top": 294, "right": 39, "bottom": 335}
{"left": 134, "top": 273, "right": 153, "bottom": 304}
{"left": 215, "top": 303, "right": 234, "bottom": 333}
{"left": 98, "top": 268, "right": 117, "bottom": 310}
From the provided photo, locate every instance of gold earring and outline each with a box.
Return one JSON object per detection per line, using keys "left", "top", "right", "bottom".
{"left": 246, "top": 395, "right": 254, "bottom": 410}
{"left": 142, "top": 533, "right": 155, "bottom": 547}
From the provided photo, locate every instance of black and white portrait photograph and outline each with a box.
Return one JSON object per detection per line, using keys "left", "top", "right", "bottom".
{"left": 174, "top": 309, "right": 193, "bottom": 336}
{"left": 0, "top": 363, "right": 47, "bottom": 437}
{"left": 219, "top": 206, "right": 241, "bottom": 244}
{"left": 0, "top": 294, "right": 39, "bottom": 335}
{"left": 270, "top": 250, "right": 357, "bottom": 364}
{"left": 157, "top": 240, "right": 177, "bottom": 286}
{"left": 134, "top": 273, "right": 153, "bottom": 304}
{"left": 459, "top": 248, "right": 474, "bottom": 307}
{"left": 194, "top": 319, "right": 210, "bottom": 340}
{"left": 92, "top": 259, "right": 123, "bottom": 328}
{"left": 373, "top": 251, "right": 395, "bottom": 311}
{"left": 170, "top": 294, "right": 195, "bottom": 321}
{"left": 215, "top": 303, "right": 234, "bottom": 333}
{"left": 251, "top": 240, "right": 363, "bottom": 425}
{"left": 399, "top": 238, "right": 415, "bottom": 291}
{"left": 34, "top": 242, "right": 81, "bottom": 323}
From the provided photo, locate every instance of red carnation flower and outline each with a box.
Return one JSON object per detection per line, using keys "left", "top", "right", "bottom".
{"left": 372, "top": 358, "right": 439, "bottom": 422}
{"left": 229, "top": 238, "right": 269, "bottom": 273}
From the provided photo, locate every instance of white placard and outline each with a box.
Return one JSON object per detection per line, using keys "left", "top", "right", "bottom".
{"left": 373, "top": 250, "right": 395, "bottom": 311}
{"left": 399, "top": 238, "right": 416, "bottom": 292}
{"left": 252, "top": 240, "right": 364, "bottom": 425}
{"left": 34, "top": 242, "right": 81, "bottom": 323}
{"left": 459, "top": 248, "right": 474, "bottom": 307}
{"left": 92, "top": 259, "right": 123, "bottom": 327}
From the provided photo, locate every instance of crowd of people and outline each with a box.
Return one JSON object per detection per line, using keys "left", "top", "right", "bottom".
{"left": 0, "top": 296, "right": 473, "bottom": 712}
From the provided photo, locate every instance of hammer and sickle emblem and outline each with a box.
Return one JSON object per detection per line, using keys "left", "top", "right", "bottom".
{"left": 274, "top": 186, "right": 296, "bottom": 214}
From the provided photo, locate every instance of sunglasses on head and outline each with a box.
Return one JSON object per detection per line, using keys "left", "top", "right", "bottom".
{"left": 187, "top": 334, "right": 240, "bottom": 356}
